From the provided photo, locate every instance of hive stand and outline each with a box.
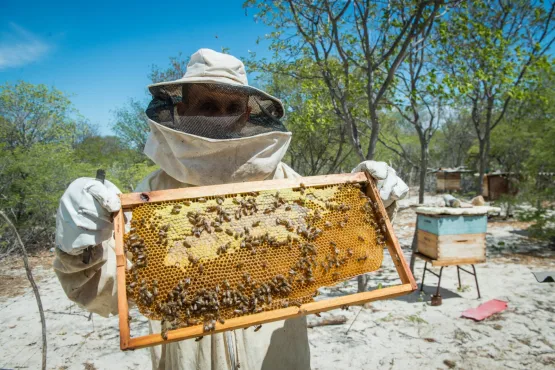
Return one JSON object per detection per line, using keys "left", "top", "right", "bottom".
{"left": 415, "top": 253, "right": 482, "bottom": 299}
{"left": 114, "top": 172, "right": 417, "bottom": 350}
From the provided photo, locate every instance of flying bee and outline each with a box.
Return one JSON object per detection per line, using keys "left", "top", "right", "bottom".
{"left": 254, "top": 325, "right": 262, "bottom": 332}
{"left": 195, "top": 336, "right": 204, "bottom": 342}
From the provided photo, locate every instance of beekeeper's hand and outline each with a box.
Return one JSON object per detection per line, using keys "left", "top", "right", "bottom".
{"left": 55, "top": 178, "right": 121, "bottom": 255}
{"left": 352, "top": 161, "right": 409, "bottom": 208}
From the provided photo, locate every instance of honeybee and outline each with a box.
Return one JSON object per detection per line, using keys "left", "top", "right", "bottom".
{"left": 357, "top": 254, "right": 368, "bottom": 262}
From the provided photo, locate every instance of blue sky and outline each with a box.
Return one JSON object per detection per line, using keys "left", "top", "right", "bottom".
{"left": 0, "top": 0, "right": 273, "bottom": 135}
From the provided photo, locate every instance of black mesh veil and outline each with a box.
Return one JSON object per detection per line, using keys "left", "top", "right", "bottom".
{"left": 146, "top": 83, "right": 288, "bottom": 140}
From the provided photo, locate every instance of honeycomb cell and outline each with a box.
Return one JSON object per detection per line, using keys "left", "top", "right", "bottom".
{"left": 124, "top": 182, "right": 387, "bottom": 335}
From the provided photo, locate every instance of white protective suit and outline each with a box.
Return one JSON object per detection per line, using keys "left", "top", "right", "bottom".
{"left": 54, "top": 121, "right": 312, "bottom": 370}
{"left": 54, "top": 49, "right": 408, "bottom": 370}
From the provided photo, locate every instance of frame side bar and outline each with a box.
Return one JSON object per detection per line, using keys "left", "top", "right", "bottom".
{"left": 364, "top": 174, "right": 418, "bottom": 290}
{"left": 114, "top": 206, "right": 130, "bottom": 350}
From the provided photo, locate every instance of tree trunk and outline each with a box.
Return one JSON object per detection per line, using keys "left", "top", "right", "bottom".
{"left": 477, "top": 98, "right": 494, "bottom": 196}
{"left": 477, "top": 138, "right": 486, "bottom": 196}
{"left": 366, "top": 109, "right": 381, "bottom": 160}
{"left": 419, "top": 141, "right": 429, "bottom": 204}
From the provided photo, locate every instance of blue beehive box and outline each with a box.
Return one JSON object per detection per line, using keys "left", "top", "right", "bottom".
{"left": 416, "top": 208, "right": 487, "bottom": 262}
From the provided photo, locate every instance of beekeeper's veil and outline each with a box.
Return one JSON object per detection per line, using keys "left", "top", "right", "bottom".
{"left": 144, "top": 48, "right": 292, "bottom": 186}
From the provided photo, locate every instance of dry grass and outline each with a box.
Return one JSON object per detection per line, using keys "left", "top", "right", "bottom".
{"left": 83, "top": 362, "right": 98, "bottom": 370}
{"left": 0, "top": 250, "right": 54, "bottom": 298}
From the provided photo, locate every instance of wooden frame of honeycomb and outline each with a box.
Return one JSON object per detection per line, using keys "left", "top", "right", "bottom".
{"left": 114, "top": 172, "right": 416, "bottom": 350}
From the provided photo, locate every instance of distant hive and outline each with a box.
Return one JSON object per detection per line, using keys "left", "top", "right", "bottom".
{"left": 125, "top": 181, "right": 386, "bottom": 337}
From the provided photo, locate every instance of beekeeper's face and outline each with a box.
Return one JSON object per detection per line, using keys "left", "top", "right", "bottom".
{"left": 176, "top": 84, "right": 251, "bottom": 119}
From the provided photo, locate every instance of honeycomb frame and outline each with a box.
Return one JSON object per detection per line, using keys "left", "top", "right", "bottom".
{"left": 114, "top": 172, "right": 416, "bottom": 350}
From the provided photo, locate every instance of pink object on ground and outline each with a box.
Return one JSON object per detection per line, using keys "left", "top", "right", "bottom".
{"left": 461, "top": 299, "right": 508, "bottom": 321}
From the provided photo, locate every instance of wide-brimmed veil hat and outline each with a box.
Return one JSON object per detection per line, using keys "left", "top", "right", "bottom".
{"left": 145, "top": 49, "right": 287, "bottom": 139}
{"left": 143, "top": 48, "right": 292, "bottom": 185}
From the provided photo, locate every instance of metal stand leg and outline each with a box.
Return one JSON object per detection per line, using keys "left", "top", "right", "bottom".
{"left": 472, "top": 265, "right": 481, "bottom": 299}
{"left": 457, "top": 266, "right": 462, "bottom": 289}
{"left": 457, "top": 264, "right": 482, "bottom": 299}
{"left": 435, "top": 267, "right": 444, "bottom": 296}
{"left": 420, "top": 261, "right": 427, "bottom": 291}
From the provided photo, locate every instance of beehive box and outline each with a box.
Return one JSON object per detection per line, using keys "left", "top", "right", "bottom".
{"left": 416, "top": 208, "right": 487, "bottom": 263}
{"left": 436, "top": 172, "right": 461, "bottom": 192}
{"left": 114, "top": 172, "right": 416, "bottom": 350}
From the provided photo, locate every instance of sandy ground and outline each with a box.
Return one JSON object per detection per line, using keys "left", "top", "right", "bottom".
{"left": 1, "top": 193, "right": 554, "bottom": 370}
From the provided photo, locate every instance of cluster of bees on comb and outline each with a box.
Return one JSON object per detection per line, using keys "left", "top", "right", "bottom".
{"left": 124, "top": 181, "right": 388, "bottom": 340}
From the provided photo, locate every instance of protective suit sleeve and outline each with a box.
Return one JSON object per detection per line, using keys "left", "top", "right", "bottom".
{"left": 52, "top": 171, "right": 174, "bottom": 317}
{"left": 53, "top": 238, "right": 119, "bottom": 317}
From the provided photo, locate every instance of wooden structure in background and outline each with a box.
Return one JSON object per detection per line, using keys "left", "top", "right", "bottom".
{"left": 482, "top": 173, "right": 517, "bottom": 200}
{"left": 434, "top": 167, "right": 473, "bottom": 193}
{"left": 114, "top": 172, "right": 417, "bottom": 350}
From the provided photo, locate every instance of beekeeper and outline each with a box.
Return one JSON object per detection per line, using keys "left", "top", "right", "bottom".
{"left": 54, "top": 48, "right": 409, "bottom": 370}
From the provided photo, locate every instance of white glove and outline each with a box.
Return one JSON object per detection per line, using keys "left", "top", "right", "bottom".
{"left": 55, "top": 177, "right": 121, "bottom": 255}
{"left": 352, "top": 161, "right": 409, "bottom": 208}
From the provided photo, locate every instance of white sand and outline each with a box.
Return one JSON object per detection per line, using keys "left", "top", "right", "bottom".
{"left": 1, "top": 193, "right": 554, "bottom": 369}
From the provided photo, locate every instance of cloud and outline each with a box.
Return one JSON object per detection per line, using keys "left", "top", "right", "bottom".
{"left": 0, "top": 23, "right": 50, "bottom": 69}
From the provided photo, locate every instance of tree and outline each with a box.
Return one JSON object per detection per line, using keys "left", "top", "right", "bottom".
{"left": 438, "top": 0, "right": 555, "bottom": 194}
{"left": 257, "top": 63, "right": 360, "bottom": 176}
{"left": 148, "top": 53, "right": 189, "bottom": 84}
{"left": 111, "top": 98, "right": 150, "bottom": 152}
{"left": 245, "top": 0, "right": 452, "bottom": 162}
{"left": 380, "top": 23, "right": 445, "bottom": 203}
{"left": 0, "top": 82, "right": 80, "bottom": 149}
{"left": 432, "top": 111, "right": 476, "bottom": 169}
{"left": 0, "top": 82, "right": 98, "bottom": 252}
{"left": 0, "top": 142, "right": 96, "bottom": 249}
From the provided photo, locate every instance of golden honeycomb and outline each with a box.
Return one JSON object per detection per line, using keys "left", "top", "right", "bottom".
{"left": 124, "top": 181, "right": 387, "bottom": 336}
